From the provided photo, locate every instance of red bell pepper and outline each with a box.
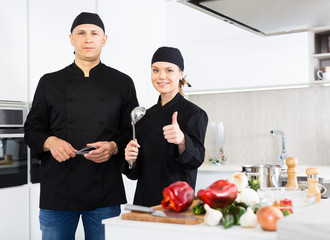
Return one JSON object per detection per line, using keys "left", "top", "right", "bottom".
{"left": 161, "top": 181, "right": 195, "bottom": 212}
{"left": 197, "top": 179, "right": 238, "bottom": 209}
{"left": 279, "top": 198, "right": 293, "bottom": 213}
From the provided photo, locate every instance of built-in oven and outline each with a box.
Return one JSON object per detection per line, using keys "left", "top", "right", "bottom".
{"left": 0, "top": 102, "right": 29, "bottom": 188}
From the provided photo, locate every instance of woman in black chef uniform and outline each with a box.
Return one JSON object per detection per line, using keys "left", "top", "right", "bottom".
{"left": 124, "top": 46, "right": 208, "bottom": 207}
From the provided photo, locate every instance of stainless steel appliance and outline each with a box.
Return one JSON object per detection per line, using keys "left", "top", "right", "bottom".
{"left": 0, "top": 102, "right": 29, "bottom": 188}
{"left": 179, "top": 0, "right": 330, "bottom": 36}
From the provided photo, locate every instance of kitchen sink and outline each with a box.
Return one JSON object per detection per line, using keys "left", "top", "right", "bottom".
{"left": 280, "top": 176, "right": 328, "bottom": 199}
{"left": 281, "top": 176, "right": 324, "bottom": 186}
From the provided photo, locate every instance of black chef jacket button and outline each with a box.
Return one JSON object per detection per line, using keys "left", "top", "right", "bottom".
{"left": 100, "top": 97, "right": 105, "bottom": 101}
{"left": 68, "top": 119, "right": 73, "bottom": 124}
{"left": 67, "top": 97, "right": 73, "bottom": 102}
{"left": 98, "top": 121, "right": 104, "bottom": 125}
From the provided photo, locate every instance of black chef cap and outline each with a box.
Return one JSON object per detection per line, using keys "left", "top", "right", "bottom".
{"left": 71, "top": 12, "right": 105, "bottom": 33}
{"left": 151, "top": 46, "right": 184, "bottom": 71}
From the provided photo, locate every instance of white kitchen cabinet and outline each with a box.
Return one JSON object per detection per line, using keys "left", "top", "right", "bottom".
{"left": 166, "top": 1, "right": 310, "bottom": 92}
{"left": 196, "top": 164, "right": 239, "bottom": 192}
{"left": 0, "top": 186, "right": 29, "bottom": 240}
{"left": 29, "top": 184, "right": 40, "bottom": 240}
{"left": 98, "top": 0, "right": 167, "bottom": 108}
{"left": 0, "top": 0, "right": 28, "bottom": 102}
{"left": 28, "top": 0, "right": 96, "bottom": 102}
{"left": 182, "top": 33, "right": 310, "bottom": 92}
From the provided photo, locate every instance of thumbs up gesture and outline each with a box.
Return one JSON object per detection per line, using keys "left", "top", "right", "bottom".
{"left": 163, "top": 111, "right": 185, "bottom": 145}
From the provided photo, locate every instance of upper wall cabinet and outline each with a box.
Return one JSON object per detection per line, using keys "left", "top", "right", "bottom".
{"left": 28, "top": 0, "right": 96, "bottom": 102}
{"left": 166, "top": 2, "right": 310, "bottom": 92}
{"left": 0, "top": 0, "right": 28, "bottom": 102}
{"left": 181, "top": 33, "right": 309, "bottom": 92}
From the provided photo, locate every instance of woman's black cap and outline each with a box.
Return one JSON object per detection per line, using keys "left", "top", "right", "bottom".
{"left": 71, "top": 12, "right": 105, "bottom": 33}
{"left": 151, "top": 46, "right": 184, "bottom": 71}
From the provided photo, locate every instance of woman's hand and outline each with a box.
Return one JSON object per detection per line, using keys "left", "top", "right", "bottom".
{"left": 163, "top": 111, "right": 186, "bottom": 154}
{"left": 125, "top": 139, "right": 140, "bottom": 167}
{"left": 84, "top": 141, "right": 118, "bottom": 163}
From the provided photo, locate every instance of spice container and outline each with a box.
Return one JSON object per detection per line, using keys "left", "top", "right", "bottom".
{"left": 286, "top": 157, "right": 298, "bottom": 188}
{"left": 306, "top": 168, "right": 321, "bottom": 202}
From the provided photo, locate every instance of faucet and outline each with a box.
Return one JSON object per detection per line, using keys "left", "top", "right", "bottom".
{"left": 270, "top": 130, "right": 287, "bottom": 168}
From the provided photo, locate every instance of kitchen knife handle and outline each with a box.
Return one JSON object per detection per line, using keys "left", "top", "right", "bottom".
{"left": 124, "top": 204, "right": 154, "bottom": 213}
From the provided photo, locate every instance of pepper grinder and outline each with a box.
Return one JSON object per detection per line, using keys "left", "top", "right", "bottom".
{"left": 286, "top": 157, "right": 298, "bottom": 188}
{"left": 306, "top": 168, "right": 321, "bottom": 202}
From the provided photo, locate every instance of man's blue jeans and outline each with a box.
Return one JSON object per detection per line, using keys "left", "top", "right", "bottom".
{"left": 39, "top": 205, "right": 121, "bottom": 240}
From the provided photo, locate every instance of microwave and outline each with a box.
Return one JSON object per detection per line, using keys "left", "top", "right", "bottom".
{"left": 0, "top": 104, "right": 28, "bottom": 128}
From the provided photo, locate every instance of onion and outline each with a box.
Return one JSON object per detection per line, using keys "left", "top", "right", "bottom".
{"left": 256, "top": 205, "right": 283, "bottom": 231}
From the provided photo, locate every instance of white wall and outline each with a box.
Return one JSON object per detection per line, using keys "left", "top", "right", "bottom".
{"left": 189, "top": 86, "right": 330, "bottom": 167}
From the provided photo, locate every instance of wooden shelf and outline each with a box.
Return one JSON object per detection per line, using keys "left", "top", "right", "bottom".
{"left": 313, "top": 80, "right": 330, "bottom": 85}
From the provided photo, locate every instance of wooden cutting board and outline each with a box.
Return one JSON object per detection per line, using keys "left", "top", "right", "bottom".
{"left": 121, "top": 199, "right": 204, "bottom": 225}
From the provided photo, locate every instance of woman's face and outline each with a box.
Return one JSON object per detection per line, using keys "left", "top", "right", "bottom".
{"left": 151, "top": 62, "right": 183, "bottom": 101}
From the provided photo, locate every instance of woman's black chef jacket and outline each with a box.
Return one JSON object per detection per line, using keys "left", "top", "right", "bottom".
{"left": 24, "top": 62, "right": 138, "bottom": 211}
{"left": 124, "top": 93, "right": 208, "bottom": 207}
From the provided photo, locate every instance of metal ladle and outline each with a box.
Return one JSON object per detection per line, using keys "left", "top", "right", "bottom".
{"left": 129, "top": 106, "right": 146, "bottom": 169}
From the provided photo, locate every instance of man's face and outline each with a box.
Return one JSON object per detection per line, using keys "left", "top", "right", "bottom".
{"left": 70, "top": 24, "right": 107, "bottom": 62}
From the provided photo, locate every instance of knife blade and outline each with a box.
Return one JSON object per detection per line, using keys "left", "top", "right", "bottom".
{"left": 76, "top": 146, "right": 97, "bottom": 155}
{"left": 124, "top": 204, "right": 200, "bottom": 220}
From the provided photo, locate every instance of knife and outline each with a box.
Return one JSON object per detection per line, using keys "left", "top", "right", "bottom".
{"left": 124, "top": 204, "right": 201, "bottom": 220}
{"left": 76, "top": 146, "right": 97, "bottom": 155}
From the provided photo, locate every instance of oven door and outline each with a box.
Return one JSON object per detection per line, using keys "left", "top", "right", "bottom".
{"left": 0, "top": 133, "right": 28, "bottom": 188}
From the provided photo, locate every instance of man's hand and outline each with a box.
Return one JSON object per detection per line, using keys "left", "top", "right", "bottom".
{"left": 84, "top": 141, "right": 118, "bottom": 163}
{"left": 44, "top": 136, "right": 77, "bottom": 162}
{"left": 162, "top": 111, "right": 186, "bottom": 154}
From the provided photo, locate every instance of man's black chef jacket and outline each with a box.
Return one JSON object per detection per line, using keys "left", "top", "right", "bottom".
{"left": 124, "top": 93, "right": 208, "bottom": 207}
{"left": 24, "top": 62, "right": 138, "bottom": 211}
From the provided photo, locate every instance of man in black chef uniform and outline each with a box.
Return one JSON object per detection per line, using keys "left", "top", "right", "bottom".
{"left": 24, "top": 12, "right": 138, "bottom": 240}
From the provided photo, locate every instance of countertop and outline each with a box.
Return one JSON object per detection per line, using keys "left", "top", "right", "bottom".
{"left": 277, "top": 199, "right": 330, "bottom": 240}
{"left": 198, "top": 163, "right": 330, "bottom": 181}
{"left": 105, "top": 163, "right": 330, "bottom": 239}
{"left": 102, "top": 216, "right": 276, "bottom": 240}
{"left": 103, "top": 199, "right": 329, "bottom": 240}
